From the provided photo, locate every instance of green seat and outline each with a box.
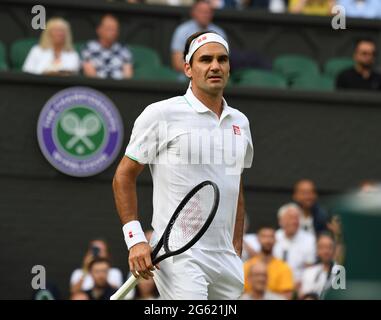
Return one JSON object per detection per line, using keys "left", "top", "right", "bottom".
{"left": 291, "top": 74, "right": 334, "bottom": 91}
{"left": 273, "top": 54, "right": 320, "bottom": 83}
{"left": 0, "top": 41, "right": 7, "bottom": 71}
{"left": 10, "top": 38, "right": 38, "bottom": 70}
{"left": 128, "top": 44, "right": 162, "bottom": 71}
{"left": 324, "top": 57, "right": 354, "bottom": 79}
{"left": 134, "top": 65, "right": 179, "bottom": 81}
{"left": 235, "top": 69, "right": 287, "bottom": 89}
{"left": 74, "top": 41, "right": 86, "bottom": 56}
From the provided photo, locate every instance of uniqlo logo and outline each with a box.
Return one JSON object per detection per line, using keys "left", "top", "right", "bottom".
{"left": 197, "top": 35, "right": 207, "bottom": 43}
{"left": 128, "top": 231, "right": 133, "bottom": 238}
{"left": 233, "top": 125, "right": 241, "bottom": 135}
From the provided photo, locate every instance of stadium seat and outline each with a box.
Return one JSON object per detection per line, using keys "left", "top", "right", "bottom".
{"left": 128, "top": 44, "right": 162, "bottom": 71}
{"left": 133, "top": 65, "right": 179, "bottom": 81}
{"left": 10, "top": 38, "right": 38, "bottom": 70}
{"left": 234, "top": 69, "right": 287, "bottom": 89}
{"left": 291, "top": 74, "right": 334, "bottom": 91}
{"left": 273, "top": 54, "right": 320, "bottom": 83}
{"left": 74, "top": 41, "right": 86, "bottom": 56}
{"left": 0, "top": 41, "right": 7, "bottom": 71}
{"left": 324, "top": 57, "right": 354, "bottom": 79}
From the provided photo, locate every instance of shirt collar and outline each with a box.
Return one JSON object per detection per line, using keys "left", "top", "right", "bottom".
{"left": 183, "top": 85, "right": 231, "bottom": 119}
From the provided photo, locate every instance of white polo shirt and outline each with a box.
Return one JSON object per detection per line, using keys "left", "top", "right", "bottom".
{"left": 273, "top": 229, "right": 316, "bottom": 282}
{"left": 125, "top": 87, "right": 253, "bottom": 254}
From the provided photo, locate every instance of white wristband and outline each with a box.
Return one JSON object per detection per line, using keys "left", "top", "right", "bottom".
{"left": 122, "top": 220, "right": 148, "bottom": 250}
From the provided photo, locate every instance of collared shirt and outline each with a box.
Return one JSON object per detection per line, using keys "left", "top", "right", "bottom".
{"left": 273, "top": 229, "right": 316, "bottom": 282}
{"left": 125, "top": 87, "right": 253, "bottom": 253}
{"left": 336, "top": 67, "right": 381, "bottom": 91}
{"left": 81, "top": 40, "right": 133, "bottom": 79}
{"left": 171, "top": 20, "right": 228, "bottom": 53}
{"left": 300, "top": 263, "right": 335, "bottom": 297}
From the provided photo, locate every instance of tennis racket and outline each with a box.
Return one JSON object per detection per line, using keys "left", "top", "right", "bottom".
{"left": 110, "top": 180, "right": 220, "bottom": 300}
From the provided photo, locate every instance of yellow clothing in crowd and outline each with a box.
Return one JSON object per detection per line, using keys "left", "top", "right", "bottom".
{"left": 289, "top": 0, "right": 333, "bottom": 16}
{"left": 244, "top": 256, "right": 294, "bottom": 294}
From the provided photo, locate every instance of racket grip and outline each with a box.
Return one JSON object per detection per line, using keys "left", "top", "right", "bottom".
{"left": 110, "top": 274, "right": 140, "bottom": 300}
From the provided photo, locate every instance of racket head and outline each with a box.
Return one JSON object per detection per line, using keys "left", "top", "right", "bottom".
{"left": 152, "top": 180, "right": 219, "bottom": 264}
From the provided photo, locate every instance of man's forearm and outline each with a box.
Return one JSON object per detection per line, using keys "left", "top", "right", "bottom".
{"left": 112, "top": 170, "right": 139, "bottom": 225}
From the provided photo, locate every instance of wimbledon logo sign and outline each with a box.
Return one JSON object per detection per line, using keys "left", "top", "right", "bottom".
{"left": 37, "top": 87, "right": 124, "bottom": 177}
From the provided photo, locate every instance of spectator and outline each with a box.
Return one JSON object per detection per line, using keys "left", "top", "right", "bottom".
{"left": 171, "top": 0, "right": 227, "bottom": 73}
{"left": 337, "top": 0, "right": 381, "bottom": 20}
{"left": 70, "top": 238, "right": 123, "bottom": 294}
{"left": 299, "top": 232, "right": 336, "bottom": 299}
{"left": 326, "top": 214, "right": 344, "bottom": 264}
{"left": 133, "top": 278, "right": 160, "bottom": 300}
{"left": 241, "top": 213, "right": 260, "bottom": 262}
{"left": 23, "top": 17, "right": 80, "bottom": 75}
{"left": 240, "top": 262, "right": 285, "bottom": 300}
{"left": 170, "top": 0, "right": 271, "bottom": 77}
{"left": 273, "top": 203, "right": 316, "bottom": 286}
{"left": 244, "top": 226, "right": 294, "bottom": 299}
{"left": 84, "top": 258, "right": 117, "bottom": 300}
{"left": 289, "top": 0, "right": 336, "bottom": 15}
{"left": 243, "top": 0, "right": 287, "bottom": 12}
{"left": 292, "top": 179, "right": 328, "bottom": 237}
{"left": 336, "top": 39, "right": 381, "bottom": 90}
{"left": 70, "top": 292, "right": 89, "bottom": 300}
{"left": 81, "top": 14, "right": 133, "bottom": 79}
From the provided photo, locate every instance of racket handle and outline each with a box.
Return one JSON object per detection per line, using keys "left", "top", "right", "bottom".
{"left": 110, "top": 274, "right": 139, "bottom": 300}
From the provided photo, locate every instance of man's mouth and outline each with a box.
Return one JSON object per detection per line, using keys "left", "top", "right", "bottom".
{"left": 207, "top": 75, "right": 222, "bottom": 80}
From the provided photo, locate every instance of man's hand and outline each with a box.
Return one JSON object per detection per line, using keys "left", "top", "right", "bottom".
{"left": 128, "top": 242, "right": 156, "bottom": 280}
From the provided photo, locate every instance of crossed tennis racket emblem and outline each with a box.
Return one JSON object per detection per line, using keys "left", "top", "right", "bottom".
{"left": 60, "top": 112, "right": 102, "bottom": 150}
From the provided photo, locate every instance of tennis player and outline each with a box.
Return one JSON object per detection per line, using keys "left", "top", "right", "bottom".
{"left": 113, "top": 30, "right": 253, "bottom": 299}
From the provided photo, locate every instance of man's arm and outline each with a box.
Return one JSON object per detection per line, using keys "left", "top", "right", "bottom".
{"left": 233, "top": 178, "right": 245, "bottom": 257}
{"left": 123, "top": 63, "right": 134, "bottom": 79}
{"left": 112, "top": 156, "right": 154, "bottom": 279}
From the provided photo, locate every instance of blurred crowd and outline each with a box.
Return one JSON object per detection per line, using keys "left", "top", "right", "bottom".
{"left": 30, "top": 179, "right": 378, "bottom": 300}
{"left": 12, "top": 1, "right": 381, "bottom": 92}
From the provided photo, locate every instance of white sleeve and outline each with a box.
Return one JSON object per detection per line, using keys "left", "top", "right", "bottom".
{"left": 243, "top": 119, "right": 254, "bottom": 168}
{"left": 125, "top": 104, "right": 168, "bottom": 164}
{"left": 70, "top": 269, "right": 83, "bottom": 285}
{"left": 108, "top": 268, "right": 124, "bottom": 288}
{"left": 305, "top": 235, "right": 317, "bottom": 265}
{"left": 22, "top": 46, "right": 41, "bottom": 74}
{"left": 63, "top": 51, "right": 80, "bottom": 73}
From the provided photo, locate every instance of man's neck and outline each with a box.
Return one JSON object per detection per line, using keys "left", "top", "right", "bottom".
{"left": 250, "top": 290, "right": 265, "bottom": 300}
{"left": 99, "top": 39, "right": 113, "bottom": 49}
{"left": 191, "top": 87, "right": 223, "bottom": 118}
{"left": 355, "top": 64, "right": 372, "bottom": 79}
{"left": 259, "top": 252, "right": 273, "bottom": 264}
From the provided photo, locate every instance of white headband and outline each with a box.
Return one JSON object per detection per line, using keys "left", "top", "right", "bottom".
{"left": 185, "top": 32, "right": 229, "bottom": 64}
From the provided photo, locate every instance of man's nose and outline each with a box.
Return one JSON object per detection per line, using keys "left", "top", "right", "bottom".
{"left": 210, "top": 59, "right": 221, "bottom": 71}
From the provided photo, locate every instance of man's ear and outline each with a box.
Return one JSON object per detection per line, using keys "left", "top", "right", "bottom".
{"left": 184, "top": 63, "right": 192, "bottom": 79}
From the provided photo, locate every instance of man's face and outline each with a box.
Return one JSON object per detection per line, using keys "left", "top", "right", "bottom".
{"left": 192, "top": 2, "right": 213, "bottom": 28}
{"left": 258, "top": 228, "right": 275, "bottom": 255}
{"left": 97, "top": 17, "right": 119, "bottom": 45}
{"left": 279, "top": 208, "right": 300, "bottom": 237}
{"left": 248, "top": 264, "right": 267, "bottom": 293}
{"left": 354, "top": 41, "right": 376, "bottom": 69}
{"left": 184, "top": 42, "right": 230, "bottom": 95}
{"left": 317, "top": 236, "right": 335, "bottom": 264}
{"left": 293, "top": 180, "right": 317, "bottom": 210}
{"left": 90, "top": 262, "right": 109, "bottom": 288}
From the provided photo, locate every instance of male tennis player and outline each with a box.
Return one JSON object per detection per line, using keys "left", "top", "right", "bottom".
{"left": 113, "top": 30, "right": 253, "bottom": 299}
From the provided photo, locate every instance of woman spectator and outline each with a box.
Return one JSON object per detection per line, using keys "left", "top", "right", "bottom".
{"left": 23, "top": 17, "right": 80, "bottom": 75}
{"left": 70, "top": 238, "right": 123, "bottom": 294}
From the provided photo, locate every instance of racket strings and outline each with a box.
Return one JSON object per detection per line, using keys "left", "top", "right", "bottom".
{"left": 167, "top": 185, "right": 214, "bottom": 251}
